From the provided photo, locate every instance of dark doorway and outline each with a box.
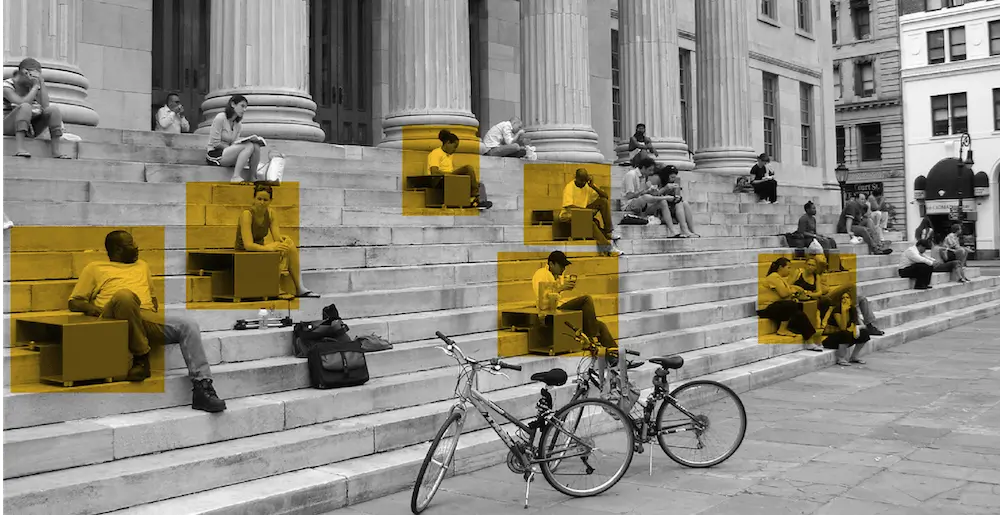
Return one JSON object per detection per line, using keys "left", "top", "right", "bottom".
{"left": 309, "top": 0, "right": 373, "bottom": 145}
{"left": 469, "top": 0, "right": 484, "bottom": 134}
{"left": 151, "top": 0, "right": 211, "bottom": 131}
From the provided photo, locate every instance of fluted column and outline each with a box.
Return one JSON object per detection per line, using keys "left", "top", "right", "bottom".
{"left": 693, "top": 0, "right": 757, "bottom": 175}
{"left": 617, "top": 0, "right": 692, "bottom": 170}
{"left": 3, "top": 0, "right": 98, "bottom": 126}
{"left": 520, "top": 0, "right": 605, "bottom": 163}
{"left": 197, "top": 0, "right": 323, "bottom": 142}
{"left": 379, "top": 0, "right": 481, "bottom": 152}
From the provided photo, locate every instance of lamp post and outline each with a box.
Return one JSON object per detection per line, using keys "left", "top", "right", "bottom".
{"left": 835, "top": 163, "right": 849, "bottom": 209}
{"left": 957, "top": 132, "right": 973, "bottom": 245}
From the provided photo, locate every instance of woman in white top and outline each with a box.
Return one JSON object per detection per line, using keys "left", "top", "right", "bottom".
{"left": 205, "top": 94, "right": 262, "bottom": 184}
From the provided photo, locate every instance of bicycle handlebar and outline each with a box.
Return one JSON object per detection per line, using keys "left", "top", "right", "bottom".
{"left": 435, "top": 331, "right": 522, "bottom": 371}
{"left": 564, "top": 322, "right": 640, "bottom": 357}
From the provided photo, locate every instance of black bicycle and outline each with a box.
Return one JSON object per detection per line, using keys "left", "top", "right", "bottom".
{"left": 410, "top": 331, "right": 635, "bottom": 513}
{"left": 556, "top": 322, "right": 747, "bottom": 474}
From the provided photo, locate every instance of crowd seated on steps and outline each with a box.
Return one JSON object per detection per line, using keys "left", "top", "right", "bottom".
{"left": 67, "top": 230, "right": 227, "bottom": 412}
{"left": 838, "top": 192, "right": 893, "bottom": 256}
{"left": 757, "top": 256, "right": 884, "bottom": 365}
{"left": 913, "top": 217, "right": 973, "bottom": 284}
{"left": 620, "top": 157, "right": 699, "bottom": 239}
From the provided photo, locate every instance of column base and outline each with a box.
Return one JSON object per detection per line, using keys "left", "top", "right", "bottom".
{"left": 613, "top": 138, "right": 695, "bottom": 171}
{"left": 525, "top": 127, "right": 608, "bottom": 164}
{"left": 693, "top": 148, "right": 758, "bottom": 175}
{"left": 196, "top": 90, "right": 324, "bottom": 142}
{"left": 4, "top": 60, "right": 99, "bottom": 127}
{"left": 379, "top": 113, "right": 483, "bottom": 154}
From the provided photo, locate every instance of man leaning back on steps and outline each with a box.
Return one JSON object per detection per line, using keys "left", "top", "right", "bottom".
{"left": 68, "top": 230, "right": 227, "bottom": 412}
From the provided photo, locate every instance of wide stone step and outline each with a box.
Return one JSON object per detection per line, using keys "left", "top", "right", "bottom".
{"left": 21, "top": 296, "right": 1000, "bottom": 515}
{"left": 4, "top": 275, "right": 208, "bottom": 313}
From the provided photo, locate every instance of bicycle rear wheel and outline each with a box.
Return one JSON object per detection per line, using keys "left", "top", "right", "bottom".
{"left": 411, "top": 411, "right": 463, "bottom": 514}
{"left": 655, "top": 380, "right": 746, "bottom": 468}
{"left": 539, "top": 398, "right": 634, "bottom": 497}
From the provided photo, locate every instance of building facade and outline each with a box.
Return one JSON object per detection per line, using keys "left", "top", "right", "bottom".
{"left": 899, "top": 0, "right": 1000, "bottom": 257}
{"left": 832, "top": 0, "right": 907, "bottom": 231}
{"left": 3, "top": 0, "right": 837, "bottom": 189}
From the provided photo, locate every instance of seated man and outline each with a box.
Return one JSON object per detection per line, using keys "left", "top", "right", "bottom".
{"left": 621, "top": 157, "right": 678, "bottom": 236}
{"left": 155, "top": 92, "right": 191, "bottom": 134}
{"left": 866, "top": 193, "right": 889, "bottom": 241}
{"left": 659, "top": 165, "right": 700, "bottom": 238}
{"left": 428, "top": 129, "right": 492, "bottom": 209}
{"left": 482, "top": 116, "right": 528, "bottom": 158}
{"left": 3, "top": 57, "right": 71, "bottom": 159}
{"left": 791, "top": 257, "right": 884, "bottom": 336}
{"left": 531, "top": 251, "right": 615, "bottom": 349}
{"left": 562, "top": 168, "right": 622, "bottom": 256}
{"left": 749, "top": 153, "right": 777, "bottom": 203}
{"left": 68, "top": 230, "right": 227, "bottom": 413}
{"left": 838, "top": 193, "right": 892, "bottom": 255}
{"left": 899, "top": 239, "right": 939, "bottom": 290}
{"left": 627, "top": 123, "right": 659, "bottom": 162}
{"left": 796, "top": 201, "right": 839, "bottom": 264}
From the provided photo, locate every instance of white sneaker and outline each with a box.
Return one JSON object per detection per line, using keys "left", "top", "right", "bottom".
{"left": 610, "top": 242, "right": 625, "bottom": 256}
{"left": 611, "top": 229, "right": 622, "bottom": 241}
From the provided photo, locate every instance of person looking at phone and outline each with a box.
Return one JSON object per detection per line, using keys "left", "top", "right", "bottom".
{"left": 531, "top": 251, "right": 616, "bottom": 348}
{"left": 155, "top": 92, "right": 191, "bottom": 133}
{"left": 3, "top": 57, "right": 71, "bottom": 159}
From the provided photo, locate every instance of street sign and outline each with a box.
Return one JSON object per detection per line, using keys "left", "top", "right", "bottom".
{"left": 844, "top": 182, "right": 884, "bottom": 197}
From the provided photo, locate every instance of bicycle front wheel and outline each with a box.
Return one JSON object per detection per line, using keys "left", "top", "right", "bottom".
{"left": 539, "top": 398, "right": 634, "bottom": 497}
{"left": 411, "top": 411, "right": 463, "bottom": 514}
{"left": 656, "top": 380, "right": 746, "bottom": 468}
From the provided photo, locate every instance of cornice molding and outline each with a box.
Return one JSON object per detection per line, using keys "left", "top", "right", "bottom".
{"left": 749, "top": 51, "right": 823, "bottom": 79}
{"left": 901, "top": 57, "right": 1000, "bottom": 80}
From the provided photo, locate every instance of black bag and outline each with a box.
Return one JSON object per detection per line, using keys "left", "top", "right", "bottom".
{"left": 292, "top": 302, "right": 351, "bottom": 358}
{"left": 783, "top": 232, "right": 809, "bottom": 248}
{"left": 619, "top": 214, "right": 648, "bottom": 225}
{"left": 307, "top": 339, "right": 370, "bottom": 389}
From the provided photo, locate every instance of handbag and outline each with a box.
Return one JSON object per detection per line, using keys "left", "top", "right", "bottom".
{"left": 307, "top": 339, "right": 370, "bottom": 389}
{"left": 292, "top": 319, "right": 352, "bottom": 358}
{"left": 255, "top": 151, "right": 286, "bottom": 184}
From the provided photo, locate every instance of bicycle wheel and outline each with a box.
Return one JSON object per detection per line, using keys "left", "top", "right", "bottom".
{"left": 545, "top": 388, "right": 586, "bottom": 472}
{"left": 539, "top": 398, "right": 634, "bottom": 497}
{"left": 655, "top": 380, "right": 746, "bottom": 468}
{"left": 411, "top": 411, "right": 463, "bottom": 514}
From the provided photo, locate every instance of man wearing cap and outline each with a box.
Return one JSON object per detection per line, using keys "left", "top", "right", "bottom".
{"left": 3, "top": 57, "right": 71, "bottom": 159}
{"left": 749, "top": 153, "right": 777, "bottom": 203}
{"left": 562, "top": 168, "right": 623, "bottom": 256}
{"left": 531, "top": 251, "right": 616, "bottom": 348}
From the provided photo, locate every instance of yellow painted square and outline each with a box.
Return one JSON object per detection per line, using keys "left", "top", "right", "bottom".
{"left": 401, "top": 124, "right": 481, "bottom": 217}
{"left": 522, "top": 163, "right": 612, "bottom": 245}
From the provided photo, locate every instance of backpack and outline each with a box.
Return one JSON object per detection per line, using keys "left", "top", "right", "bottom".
{"left": 307, "top": 339, "right": 370, "bottom": 389}
{"left": 291, "top": 302, "right": 351, "bottom": 358}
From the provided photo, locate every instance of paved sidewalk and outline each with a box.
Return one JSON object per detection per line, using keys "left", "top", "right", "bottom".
{"left": 328, "top": 315, "right": 1000, "bottom": 515}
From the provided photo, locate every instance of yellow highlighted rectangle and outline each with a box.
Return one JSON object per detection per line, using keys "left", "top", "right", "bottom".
{"left": 522, "top": 163, "right": 612, "bottom": 245}
{"left": 401, "top": 124, "right": 481, "bottom": 216}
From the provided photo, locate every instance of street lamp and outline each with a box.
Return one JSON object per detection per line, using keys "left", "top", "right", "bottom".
{"left": 835, "top": 163, "right": 849, "bottom": 209}
{"left": 956, "top": 132, "right": 973, "bottom": 241}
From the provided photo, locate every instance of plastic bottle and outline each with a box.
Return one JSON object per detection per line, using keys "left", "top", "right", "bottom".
{"left": 258, "top": 307, "right": 269, "bottom": 329}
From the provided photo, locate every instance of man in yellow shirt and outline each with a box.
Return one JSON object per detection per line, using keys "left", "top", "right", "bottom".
{"left": 426, "top": 129, "right": 493, "bottom": 209}
{"left": 561, "top": 168, "right": 622, "bottom": 256}
{"left": 531, "top": 251, "right": 615, "bottom": 348}
{"left": 68, "top": 230, "right": 226, "bottom": 413}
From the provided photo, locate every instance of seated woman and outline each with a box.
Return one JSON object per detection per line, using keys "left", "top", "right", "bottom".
{"left": 942, "top": 223, "right": 971, "bottom": 283}
{"left": 236, "top": 184, "right": 318, "bottom": 299}
{"left": 914, "top": 215, "right": 936, "bottom": 243}
{"left": 206, "top": 94, "right": 262, "bottom": 184}
{"left": 792, "top": 257, "right": 885, "bottom": 336}
{"left": 819, "top": 292, "right": 871, "bottom": 366}
{"left": 757, "top": 257, "right": 818, "bottom": 348}
{"left": 660, "top": 166, "right": 700, "bottom": 238}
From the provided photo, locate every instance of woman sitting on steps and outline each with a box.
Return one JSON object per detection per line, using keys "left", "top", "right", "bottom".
{"left": 206, "top": 94, "right": 262, "bottom": 184}
{"left": 235, "top": 183, "right": 319, "bottom": 299}
{"left": 757, "top": 257, "right": 818, "bottom": 347}
{"left": 819, "top": 292, "right": 871, "bottom": 366}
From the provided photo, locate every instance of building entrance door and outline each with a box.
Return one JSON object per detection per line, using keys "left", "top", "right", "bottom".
{"left": 151, "top": 0, "right": 211, "bottom": 131}
{"left": 309, "top": 0, "right": 373, "bottom": 145}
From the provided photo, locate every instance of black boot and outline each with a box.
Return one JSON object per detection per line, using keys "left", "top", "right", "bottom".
{"left": 126, "top": 353, "right": 151, "bottom": 382}
{"left": 191, "top": 378, "right": 227, "bottom": 413}
{"left": 867, "top": 325, "right": 885, "bottom": 336}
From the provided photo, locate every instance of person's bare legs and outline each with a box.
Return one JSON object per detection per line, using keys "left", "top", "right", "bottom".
{"left": 653, "top": 198, "right": 679, "bottom": 236}
{"left": 849, "top": 341, "right": 867, "bottom": 363}
{"left": 4, "top": 104, "right": 34, "bottom": 155}
{"left": 220, "top": 142, "right": 257, "bottom": 182}
{"left": 38, "top": 105, "right": 65, "bottom": 157}
{"left": 281, "top": 240, "right": 311, "bottom": 295}
{"left": 247, "top": 142, "right": 262, "bottom": 179}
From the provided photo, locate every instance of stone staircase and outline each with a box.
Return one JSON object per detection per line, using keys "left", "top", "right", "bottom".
{"left": 4, "top": 127, "right": 1000, "bottom": 515}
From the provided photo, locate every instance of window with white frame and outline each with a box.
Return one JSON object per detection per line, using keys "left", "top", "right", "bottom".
{"left": 931, "top": 93, "right": 967, "bottom": 136}
{"left": 761, "top": 0, "right": 775, "bottom": 19}
{"left": 797, "top": 0, "right": 812, "bottom": 32}
{"left": 928, "top": 30, "right": 945, "bottom": 64}
{"left": 949, "top": 27, "right": 966, "bottom": 61}
{"left": 800, "top": 83, "right": 814, "bottom": 165}
{"left": 990, "top": 21, "right": 1000, "bottom": 56}
{"left": 994, "top": 88, "right": 1000, "bottom": 131}
{"left": 763, "top": 73, "right": 780, "bottom": 161}
{"left": 926, "top": 0, "right": 943, "bottom": 10}
{"left": 833, "top": 64, "right": 842, "bottom": 100}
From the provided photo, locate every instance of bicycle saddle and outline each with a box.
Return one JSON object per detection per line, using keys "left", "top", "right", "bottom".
{"left": 530, "top": 368, "right": 568, "bottom": 387}
{"left": 649, "top": 355, "right": 684, "bottom": 369}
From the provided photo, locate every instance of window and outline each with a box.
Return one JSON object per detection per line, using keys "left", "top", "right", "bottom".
{"left": 797, "top": 0, "right": 811, "bottom": 32}
{"left": 931, "top": 93, "right": 966, "bottom": 135}
{"left": 836, "top": 126, "right": 846, "bottom": 164}
{"left": 855, "top": 61, "right": 875, "bottom": 98}
{"left": 763, "top": 73, "right": 780, "bottom": 161}
{"left": 926, "top": 0, "right": 943, "bottom": 10}
{"left": 990, "top": 21, "right": 1000, "bottom": 56}
{"left": 852, "top": 2, "right": 870, "bottom": 40}
{"left": 679, "top": 49, "right": 693, "bottom": 148}
{"left": 949, "top": 27, "right": 966, "bottom": 61}
{"left": 928, "top": 30, "right": 945, "bottom": 64}
{"left": 833, "top": 64, "right": 842, "bottom": 100}
{"left": 994, "top": 88, "right": 1000, "bottom": 131}
{"left": 761, "top": 0, "right": 775, "bottom": 19}
{"left": 832, "top": 4, "right": 839, "bottom": 44}
{"left": 611, "top": 29, "right": 621, "bottom": 141}
{"left": 800, "top": 83, "right": 814, "bottom": 165}
{"left": 858, "top": 123, "right": 881, "bottom": 161}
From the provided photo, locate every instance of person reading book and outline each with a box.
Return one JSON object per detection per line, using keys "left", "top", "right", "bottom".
{"left": 205, "top": 94, "right": 264, "bottom": 184}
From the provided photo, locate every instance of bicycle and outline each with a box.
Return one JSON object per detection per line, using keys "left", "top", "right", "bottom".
{"left": 557, "top": 322, "right": 747, "bottom": 475}
{"left": 410, "top": 331, "right": 635, "bottom": 513}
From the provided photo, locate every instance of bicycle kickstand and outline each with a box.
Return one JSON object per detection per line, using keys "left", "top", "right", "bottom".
{"left": 523, "top": 470, "right": 535, "bottom": 510}
{"left": 649, "top": 446, "right": 654, "bottom": 476}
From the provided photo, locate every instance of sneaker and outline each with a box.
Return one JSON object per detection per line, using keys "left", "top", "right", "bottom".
{"left": 880, "top": 248, "right": 893, "bottom": 255}
{"left": 610, "top": 242, "right": 625, "bottom": 256}
{"left": 192, "top": 378, "right": 227, "bottom": 412}
{"left": 126, "top": 353, "right": 151, "bottom": 382}
{"left": 610, "top": 229, "right": 622, "bottom": 241}
{"left": 473, "top": 198, "right": 493, "bottom": 210}
{"left": 867, "top": 325, "right": 885, "bottom": 336}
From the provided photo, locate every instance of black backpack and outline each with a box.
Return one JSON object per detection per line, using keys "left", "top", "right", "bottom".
{"left": 307, "top": 339, "right": 370, "bottom": 389}
{"left": 292, "top": 303, "right": 351, "bottom": 358}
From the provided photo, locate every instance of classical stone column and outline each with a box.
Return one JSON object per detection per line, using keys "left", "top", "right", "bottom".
{"left": 379, "top": 0, "right": 481, "bottom": 153}
{"left": 617, "top": 0, "right": 692, "bottom": 170}
{"left": 3, "top": 0, "right": 98, "bottom": 126}
{"left": 693, "top": 0, "right": 757, "bottom": 175}
{"left": 197, "top": 0, "right": 323, "bottom": 142}
{"left": 520, "top": 0, "right": 605, "bottom": 163}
